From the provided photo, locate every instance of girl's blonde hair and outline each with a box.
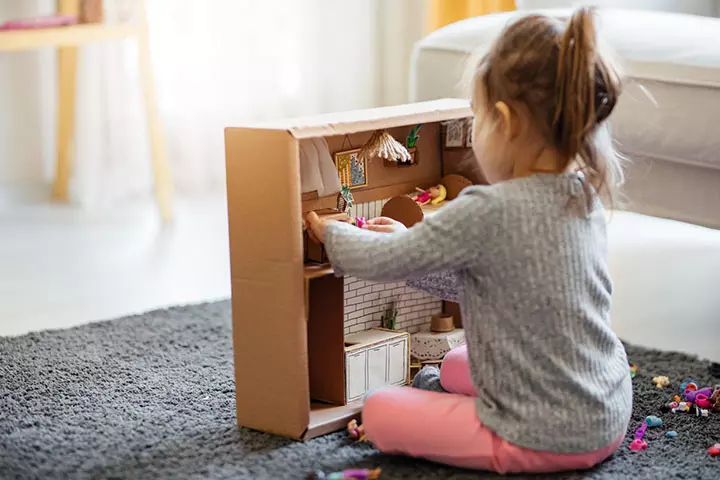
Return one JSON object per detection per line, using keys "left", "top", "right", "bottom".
{"left": 469, "top": 7, "right": 625, "bottom": 206}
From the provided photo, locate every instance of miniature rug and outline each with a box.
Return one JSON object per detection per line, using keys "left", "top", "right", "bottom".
{"left": 1, "top": 301, "right": 718, "bottom": 480}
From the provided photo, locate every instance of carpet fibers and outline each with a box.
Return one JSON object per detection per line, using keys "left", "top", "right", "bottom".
{"left": 1, "top": 301, "right": 718, "bottom": 479}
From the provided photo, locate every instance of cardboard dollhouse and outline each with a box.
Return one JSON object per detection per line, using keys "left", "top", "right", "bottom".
{"left": 224, "top": 99, "right": 480, "bottom": 440}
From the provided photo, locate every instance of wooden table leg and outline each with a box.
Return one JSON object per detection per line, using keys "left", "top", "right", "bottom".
{"left": 52, "top": 0, "right": 80, "bottom": 202}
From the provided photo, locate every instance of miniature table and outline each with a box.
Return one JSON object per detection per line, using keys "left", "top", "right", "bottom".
{"left": 411, "top": 328, "right": 465, "bottom": 361}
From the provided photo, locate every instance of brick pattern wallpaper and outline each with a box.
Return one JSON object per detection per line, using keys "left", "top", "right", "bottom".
{"left": 348, "top": 198, "right": 390, "bottom": 220}
{"left": 343, "top": 277, "right": 441, "bottom": 335}
{"left": 342, "top": 197, "right": 440, "bottom": 336}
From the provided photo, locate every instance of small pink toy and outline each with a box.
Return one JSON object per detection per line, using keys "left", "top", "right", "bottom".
{"left": 355, "top": 217, "right": 367, "bottom": 229}
{"left": 629, "top": 421, "right": 648, "bottom": 452}
{"left": 696, "top": 393, "right": 713, "bottom": 409}
{"left": 709, "top": 443, "right": 720, "bottom": 457}
{"left": 0, "top": 14, "right": 77, "bottom": 31}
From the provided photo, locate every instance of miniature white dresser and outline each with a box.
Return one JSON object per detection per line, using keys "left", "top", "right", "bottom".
{"left": 344, "top": 329, "right": 410, "bottom": 403}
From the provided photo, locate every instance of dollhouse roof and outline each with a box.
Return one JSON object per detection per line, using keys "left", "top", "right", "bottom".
{"left": 248, "top": 98, "right": 471, "bottom": 139}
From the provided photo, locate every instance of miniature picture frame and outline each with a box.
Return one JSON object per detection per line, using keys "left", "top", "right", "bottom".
{"left": 334, "top": 148, "right": 368, "bottom": 189}
{"left": 465, "top": 118, "right": 473, "bottom": 147}
{"left": 444, "top": 119, "right": 465, "bottom": 148}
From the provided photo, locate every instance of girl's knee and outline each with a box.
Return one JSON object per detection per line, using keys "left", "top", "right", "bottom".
{"left": 444, "top": 344, "right": 468, "bottom": 363}
{"left": 362, "top": 388, "right": 397, "bottom": 428}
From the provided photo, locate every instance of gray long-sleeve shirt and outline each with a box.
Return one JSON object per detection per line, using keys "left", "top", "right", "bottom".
{"left": 325, "top": 172, "right": 632, "bottom": 454}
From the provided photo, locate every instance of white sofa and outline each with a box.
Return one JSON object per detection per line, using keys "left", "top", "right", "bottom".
{"left": 409, "top": 4, "right": 720, "bottom": 362}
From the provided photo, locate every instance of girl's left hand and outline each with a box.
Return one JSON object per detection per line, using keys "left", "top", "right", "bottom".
{"left": 304, "top": 211, "right": 331, "bottom": 244}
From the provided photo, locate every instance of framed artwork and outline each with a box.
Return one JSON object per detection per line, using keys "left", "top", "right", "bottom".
{"left": 334, "top": 148, "right": 368, "bottom": 189}
{"left": 465, "top": 118, "right": 473, "bottom": 147}
{"left": 444, "top": 120, "right": 465, "bottom": 148}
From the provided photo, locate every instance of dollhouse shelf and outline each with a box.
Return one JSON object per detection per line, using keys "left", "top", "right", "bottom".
{"left": 308, "top": 402, "right": 362, "bottom": 438}
{"left": 304, "top": 264, "right": 334, "bottom": 279}
{"left": 419, "top": 200, "right": 448, "bottom": 216}
{"left": 0, "top": 23, "right": 143, "bottom": 51}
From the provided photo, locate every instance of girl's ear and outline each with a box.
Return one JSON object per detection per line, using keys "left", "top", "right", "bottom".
{"left": 494, "top": 101, "right": 519, "bottom": 140}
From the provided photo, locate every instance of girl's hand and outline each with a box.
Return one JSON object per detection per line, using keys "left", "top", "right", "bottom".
{"left": 363, "top": 217, "right": 407, "bottom": 234}
{"left": 304, "top": 211, "right": 332, "bottom": 244}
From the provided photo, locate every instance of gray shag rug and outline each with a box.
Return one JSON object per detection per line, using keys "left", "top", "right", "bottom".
{"left": 1, "top": 301, "right": 718, "bottom": 480}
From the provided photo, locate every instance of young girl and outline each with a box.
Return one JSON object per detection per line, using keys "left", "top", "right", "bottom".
{"left": 306, "top": 7, "right": 632, "bottom": 474}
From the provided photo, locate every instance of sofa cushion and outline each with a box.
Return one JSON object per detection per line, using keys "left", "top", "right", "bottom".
{"left": 410, "top": 8, "right": 720, "bottom": 170}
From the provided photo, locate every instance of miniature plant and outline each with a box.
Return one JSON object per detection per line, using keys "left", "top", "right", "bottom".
{"left": 381, "top": 302, "right": 399, "bottom": 330}
{"left": 336, "top": 185, "right": 354, "bottom": 214}
{"left": 406, "top": 124, "right": 421, "bottom": 148}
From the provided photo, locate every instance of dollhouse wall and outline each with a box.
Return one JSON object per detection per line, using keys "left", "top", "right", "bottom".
{"left": 343, "top": 198, "right": 442, "bottom": 335}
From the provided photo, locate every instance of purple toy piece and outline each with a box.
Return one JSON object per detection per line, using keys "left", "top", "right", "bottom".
{"left": 629, "top": 421, "right": 648, "bottom": 452}
{"left": 685, "top": 387, "right": 712, "bottom": 403}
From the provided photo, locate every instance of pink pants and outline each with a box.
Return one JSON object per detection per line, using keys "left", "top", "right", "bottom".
{"left": 362, "top": 345, "right": 624, "bottom": 474}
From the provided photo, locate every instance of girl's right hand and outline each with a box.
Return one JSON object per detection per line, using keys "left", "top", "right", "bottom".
{"left": 363, "top": 217, "right": 407, "bottom": 234}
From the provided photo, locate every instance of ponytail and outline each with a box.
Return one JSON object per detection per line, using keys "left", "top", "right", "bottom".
{"left": 553, "top": 6, "right": 623, "bottom": 205}
{"left": 554, "top": 7, "right": 597, "bottom": 160}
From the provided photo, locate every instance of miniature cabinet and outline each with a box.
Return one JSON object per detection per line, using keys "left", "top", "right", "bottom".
{"left": 344, "top": 329, "right": 410, "bottom": 403}
{"left": 224, "top": 99, "right": 477, "bottom": 440}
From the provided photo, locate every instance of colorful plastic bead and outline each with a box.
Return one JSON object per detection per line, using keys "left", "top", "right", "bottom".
{"left": 645, "top": 415, "right": 663, "bottom": 427}
{"left": 665, "top": 431, "right": 678, "bottom": 438}
{"left": 709, "top": 444, "right": 720, "bottom": 457}
{"left": 653, "top": 376, "right": 670, "bottom": 389}
{"left": 680, "top": 379, "right": 697, "bottom": 392}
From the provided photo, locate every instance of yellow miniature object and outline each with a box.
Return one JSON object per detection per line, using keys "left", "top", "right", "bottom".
{"left": 653, "top": 376, "right": 670, "bottom": 389}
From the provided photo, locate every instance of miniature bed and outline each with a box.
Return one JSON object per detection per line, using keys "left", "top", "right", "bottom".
{"left": 224, "top": 99, "right": 480, "bottom": 440}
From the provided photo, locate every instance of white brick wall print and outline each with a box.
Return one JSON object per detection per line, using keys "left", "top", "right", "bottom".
{"left": 342, "top": 198, "right": 441, "bottom": 335}
{"left": 343, "top": 276, "right": 441, "bottom": 335}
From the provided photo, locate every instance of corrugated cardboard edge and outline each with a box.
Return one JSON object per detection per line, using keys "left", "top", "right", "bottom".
{"left": 225, "top": 127, "right": 309, "bottom": 439}
{"left": 246, "top": 99, "right": 471, "bottom": 139}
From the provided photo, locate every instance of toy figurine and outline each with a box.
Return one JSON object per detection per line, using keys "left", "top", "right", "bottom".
{"left": 355, "top": 217, "right": 367, "bottom": 229}
{"left": 652, "top": 376, "right": 670, "bottom": 389}
{"left": 308, "top": 468, "right": 381, "bottom": 479}
{"left": 629, "top": 421, "right": 648, "bottom": 452}
{"left": 347, "top": 419, "right": 367, "bottom": 442}
{"left": 411, "top": 184, "right": 447, "bottom": 206}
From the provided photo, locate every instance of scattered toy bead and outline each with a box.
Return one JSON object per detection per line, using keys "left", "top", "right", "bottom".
{"left": 665, "top": 431, "right": 678, "bottom": 438}
{"left": 653, "top": 376, "right": 670, "bottom": 389}
{"left": 645, "top": 415, "right": 663, "bottom": 427}
{"left": 709, "top": 444, "right": 720, "bottom": 457}
{"left": 629, "top": 365, "right": 638, "bottom": 378}
{"left": 696, "top": 394, "right": 712, "bottom": 409}
{"left": 673, "top": 395, "right": 681, "bottom": 402}
{"left": 680, "top": 379, "right": 697, "bottom": 392}
{"left": 685, "top": 387, "right": 712, "bottom": 403}
{"left": 307, "top": 468, "right": 382, "bottom": 480}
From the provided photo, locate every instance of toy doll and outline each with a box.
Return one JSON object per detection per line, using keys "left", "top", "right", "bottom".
{"left": 411, "top": 184, "right": 447, "bottom": 206}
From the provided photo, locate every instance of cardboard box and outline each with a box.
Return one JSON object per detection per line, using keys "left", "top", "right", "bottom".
{"left": 224, "top": 99, "right": 474, "bottom": 440}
